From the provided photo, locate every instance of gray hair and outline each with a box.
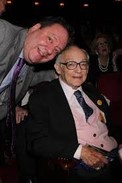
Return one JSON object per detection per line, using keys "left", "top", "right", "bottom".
{"left": 55, "top": 45, "right": 89, "bottom": 64}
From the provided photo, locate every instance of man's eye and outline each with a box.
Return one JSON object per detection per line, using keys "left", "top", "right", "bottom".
{"left": 82, "top": 63, "right": 86, "bottom": 66}
{"left": 68, "top": 63, "right": 73, "bottom": 66}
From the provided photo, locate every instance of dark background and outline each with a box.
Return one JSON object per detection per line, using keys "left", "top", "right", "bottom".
{"left": 2, "top": 0, "right": 122, "bottom": 28}
{"left": 1, "top": 0, "right": 122, "bottom": 55}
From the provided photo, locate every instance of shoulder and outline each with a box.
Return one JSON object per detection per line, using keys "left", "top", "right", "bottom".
{"left": 0, "top": 18, "right": 24, "bottom": 43}
{"left": 82, "top": 82, "right": 98, "bottom": 93}
{"left": 30, "top": 79, "right": 58, "bottom": 98}
{"left": 28, "top": 79, "right": 59, "bottom": 107}
{"left": 28, "top": 81, "right": 50, "bottom": 106}
{"left": 31, "top": 81, "right": 51, "bottom": 94}
{"left": 30, "top": 69, "right": 56, "bottom": 87}
{"left": 0, "top": 18, "right": 23, "bottom": 32}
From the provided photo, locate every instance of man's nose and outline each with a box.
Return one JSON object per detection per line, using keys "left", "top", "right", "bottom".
{"left": 76, "top": 64, "right": 82, "bottom": 71}
{"left": 47, "top": 47, "right": 54, "bottom": 55}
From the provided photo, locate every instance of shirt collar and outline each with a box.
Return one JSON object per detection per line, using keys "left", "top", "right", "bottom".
{"left": 59, "top": 78, "right": 83, "bottom": 100}
{"left": 19, "top": 50, "right": 24, "bottom": 59}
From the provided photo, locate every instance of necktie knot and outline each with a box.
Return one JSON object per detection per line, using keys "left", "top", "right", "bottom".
{"left": 13, "top": 58, "right": 24, "bottom": 79}
{"left": 74, "top": 90, "right": 83, "bottom": 100}
{"left": 74, "top": 90, "right": 93, "bottom": 121}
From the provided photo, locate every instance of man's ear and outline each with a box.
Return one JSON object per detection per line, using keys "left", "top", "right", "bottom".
{"left": 54, "top": 63, "right": 61, "bottom": 75}
{"left": 28, "top": 23, "right": 42, "bottom": 33}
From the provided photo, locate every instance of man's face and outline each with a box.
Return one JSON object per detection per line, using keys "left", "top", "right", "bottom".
{"left": 23, "top": 23, "right": 68, "bottom": 64}
{"left": 55, "top": 46, "right": 89, "bottom": 90}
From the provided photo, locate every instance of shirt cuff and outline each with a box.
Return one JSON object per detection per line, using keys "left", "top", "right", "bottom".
{"left": 74, "top": 145, "right": 82, "bottom": 160}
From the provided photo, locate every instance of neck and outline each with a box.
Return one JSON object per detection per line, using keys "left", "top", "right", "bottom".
{"left": 98, "top": 56, "right": 109, "bottom": 66}
{"left": 98, "top": 57, "right": 109, "bottom": 72}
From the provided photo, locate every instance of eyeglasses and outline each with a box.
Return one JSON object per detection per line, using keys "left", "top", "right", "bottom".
{"left": 60, "top": 61, "right": 89, "bottom": 70}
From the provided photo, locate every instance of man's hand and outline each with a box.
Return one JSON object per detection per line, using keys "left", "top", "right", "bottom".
{"left": 80, "top": 145, "right": 108, "bottom": 169}
{"left": 16, "top": 106, "right": 28, "bottom": 124}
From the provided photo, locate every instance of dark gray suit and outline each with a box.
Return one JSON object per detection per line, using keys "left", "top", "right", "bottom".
{"left": 0, "top": 19, "right": 55, "bottom": 171}
{"left": 0, "top": 18, "right": 55, "bottom": 120}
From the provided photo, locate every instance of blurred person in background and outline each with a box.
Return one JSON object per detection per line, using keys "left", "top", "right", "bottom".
{"left": 87, "top": 33, "right": 118, "bottom": 87}
{"left": 0, "top": 0, "right": 7, "bottom": 15}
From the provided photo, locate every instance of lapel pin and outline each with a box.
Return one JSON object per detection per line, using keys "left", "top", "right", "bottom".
{"left": 97, "top": 100, "right": 102, "bottom": 106}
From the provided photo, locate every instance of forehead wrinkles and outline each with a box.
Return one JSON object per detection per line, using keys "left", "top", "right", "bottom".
{"left": 61, "top": 48, "right": 87, "bottom": 62}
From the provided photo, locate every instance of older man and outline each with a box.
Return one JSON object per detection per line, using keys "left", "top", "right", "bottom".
{"left": 27, "top": 45, "right": 121, "bottom": 183}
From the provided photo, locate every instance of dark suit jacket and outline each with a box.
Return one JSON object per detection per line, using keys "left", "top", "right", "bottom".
{"left": 27, "top": 79, "right": 114, "bottom": 160}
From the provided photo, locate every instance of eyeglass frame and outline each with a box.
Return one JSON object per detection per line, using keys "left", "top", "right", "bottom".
{"left": 60, "top": 60, "right": 89, "bottom": 70}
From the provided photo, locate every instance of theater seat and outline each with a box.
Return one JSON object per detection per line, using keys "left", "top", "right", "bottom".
{"left": 97, "top": 72, "right": 122, "bottom": 142}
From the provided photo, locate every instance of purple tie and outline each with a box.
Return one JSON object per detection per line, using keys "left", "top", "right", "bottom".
{"left": 6, "top": 58, "right": 24, "bottom": 156}
{"left": 74, "top": 90, "right": 93, "bottom": 121}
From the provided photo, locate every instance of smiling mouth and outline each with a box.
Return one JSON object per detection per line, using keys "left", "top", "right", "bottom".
{"left": 73, "top": 76, "right": 82, "bottom": 79}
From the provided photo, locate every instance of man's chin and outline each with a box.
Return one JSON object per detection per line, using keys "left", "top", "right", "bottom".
{"left": 28, "top": 57, "right": 51, "bottom": 64}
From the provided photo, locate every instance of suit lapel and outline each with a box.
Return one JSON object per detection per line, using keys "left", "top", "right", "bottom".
{"left": 16, "top": 65, "right": 33, "bottom": 103}
{"left": 82, "top": 83, "right": 108, "bottom": 112}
